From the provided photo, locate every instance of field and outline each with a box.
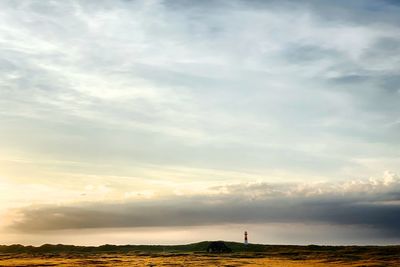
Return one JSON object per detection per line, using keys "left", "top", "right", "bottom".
{"left": 1, "top": 242, "right": 399, "bottom": 266}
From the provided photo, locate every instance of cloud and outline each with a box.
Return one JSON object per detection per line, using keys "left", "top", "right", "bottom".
{"left": 1, "top": 0, "right": 400, "bottom": 244}
{"left": 10, "top": 172, "right": 400, "bottom": 237}
{"left": 0, "top": 0, "right": 399, "bottom": 181}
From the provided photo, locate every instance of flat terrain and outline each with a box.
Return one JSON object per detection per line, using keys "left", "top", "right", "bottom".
{"left": 1, "top": 252, "right": 399, "bottom": 267}
{"left": 1, "top": 242, "right": 399, "bottom": 266}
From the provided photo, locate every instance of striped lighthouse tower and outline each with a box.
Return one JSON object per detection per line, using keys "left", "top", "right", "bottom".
{"left": 244, "top": 231, "right": 248, "bottom": 245}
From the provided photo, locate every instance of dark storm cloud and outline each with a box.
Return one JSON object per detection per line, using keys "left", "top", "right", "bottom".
{"left": 378, "top": 76, "right": 400, "bottom": 95}
{"left": 213, "top": 0, "right": 400, "bottom": 26}
{"left": 367, "top": 37, "right": 400, "bottom": 57}
{"left": 281, "top": 45, "right": 340, "bottom": 63}
{"left": 329, "top": 75, "right": 369, "bottom": 84}
{"left": 11, "top": 175, "right": 400, "bottom": 237}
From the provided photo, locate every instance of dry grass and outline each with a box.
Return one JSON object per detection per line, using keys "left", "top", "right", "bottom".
{"left": 0, "top": 252, "right": 398, "bottom": 267}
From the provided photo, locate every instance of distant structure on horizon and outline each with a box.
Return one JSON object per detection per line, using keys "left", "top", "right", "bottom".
{"left": 206, "top": 241, "right": 232, "bottom": 253}
{"left": 244, "top": 231, "right": 248, "bottom": 245}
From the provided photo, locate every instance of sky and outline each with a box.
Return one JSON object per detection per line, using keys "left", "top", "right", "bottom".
{"left": 0, "top": 0, "right": 400, "bottom": 246}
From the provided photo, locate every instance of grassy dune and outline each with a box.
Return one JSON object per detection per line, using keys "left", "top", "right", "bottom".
{"left": 1, "top": 242, "right": 399, "bottom": 266}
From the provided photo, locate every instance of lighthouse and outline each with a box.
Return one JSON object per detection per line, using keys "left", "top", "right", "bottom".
{"left": 244, "top": 231, "right": 248, "bottom": 245}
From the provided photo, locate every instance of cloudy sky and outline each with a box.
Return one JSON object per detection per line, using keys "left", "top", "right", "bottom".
{"left": 1, "top": 0, "right": 400, "bottom": 245}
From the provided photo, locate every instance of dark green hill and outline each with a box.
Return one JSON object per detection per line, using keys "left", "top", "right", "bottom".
{"left": 0, "top": 241, "right": 260, "bottom": 253}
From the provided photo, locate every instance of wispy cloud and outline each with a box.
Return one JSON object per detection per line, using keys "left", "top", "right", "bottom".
{"left": 1, "top": 0, "right": 399, "bottom": 177}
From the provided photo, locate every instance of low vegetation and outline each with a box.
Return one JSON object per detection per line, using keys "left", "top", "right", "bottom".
{"left": 0, "top": 242, "right": 399, "bottom": 266}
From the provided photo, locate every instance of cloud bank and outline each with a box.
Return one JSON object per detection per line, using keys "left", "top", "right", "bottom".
{"left": 11, "top": 172, "right": 400, "bottom": 237}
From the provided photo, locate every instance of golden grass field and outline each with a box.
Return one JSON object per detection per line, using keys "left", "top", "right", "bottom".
{"left": 0, "top": 252, "right": 399, "bottom": 267}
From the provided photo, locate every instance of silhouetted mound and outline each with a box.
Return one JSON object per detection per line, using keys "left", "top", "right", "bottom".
{"left": 206, "top": 241, "right": 232, "bottom": 253}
